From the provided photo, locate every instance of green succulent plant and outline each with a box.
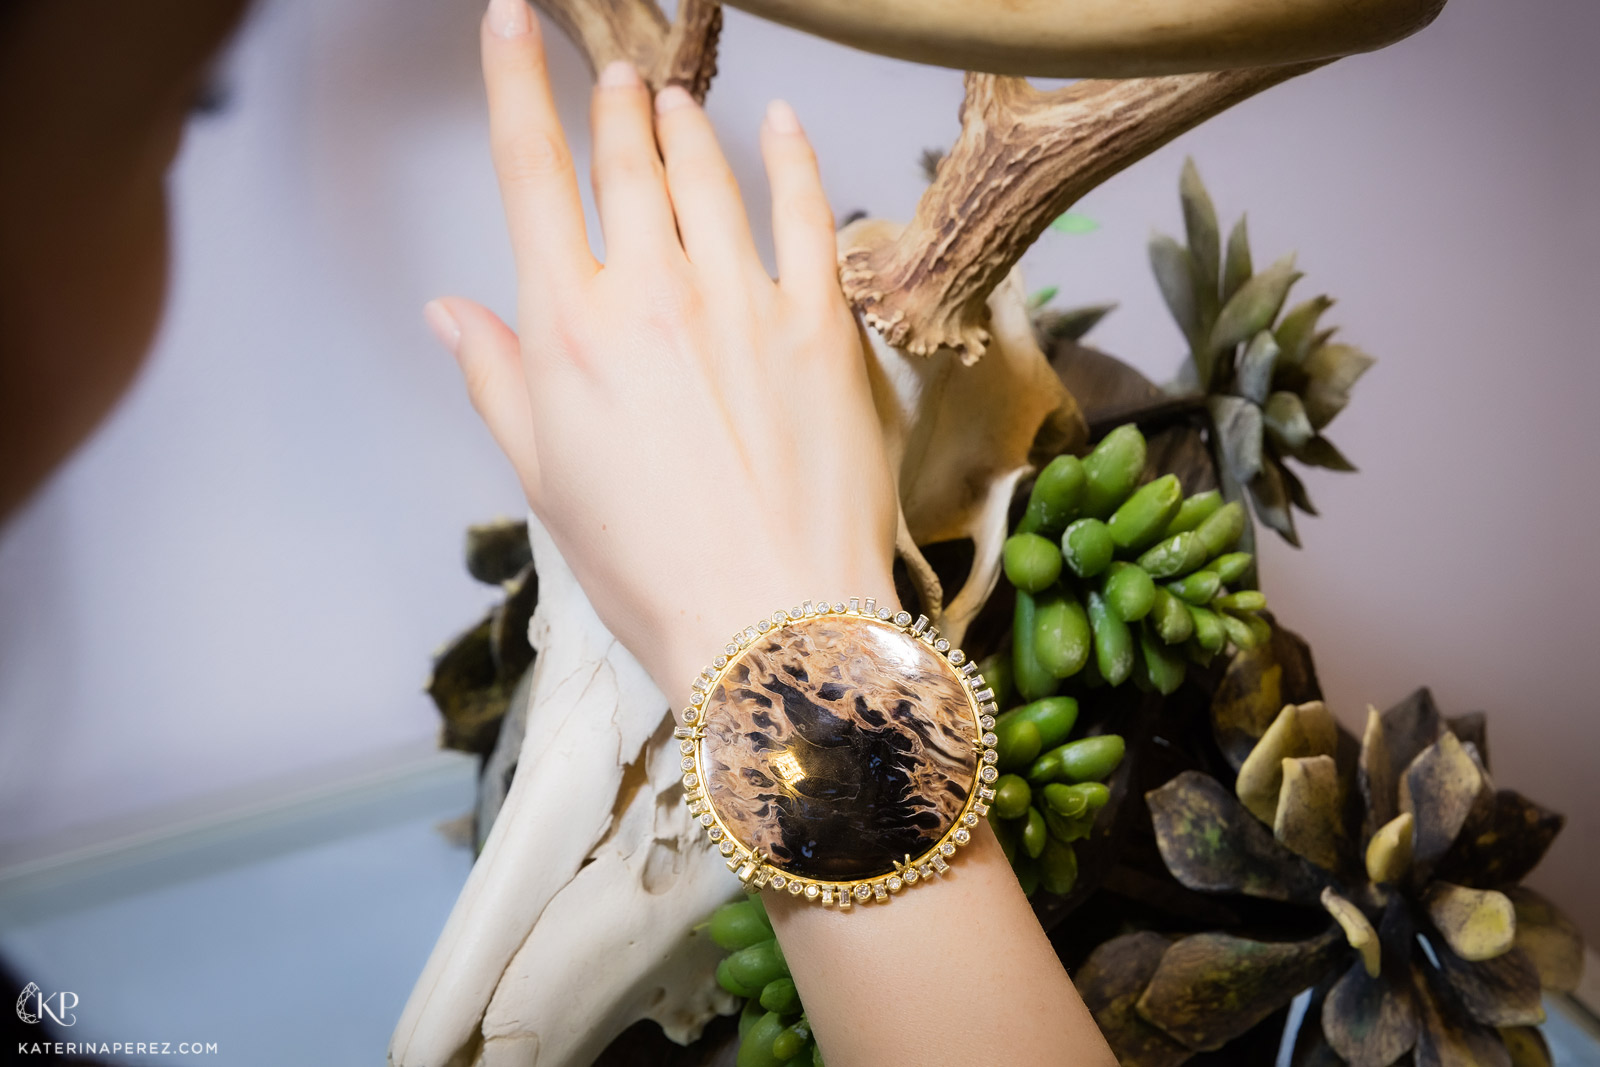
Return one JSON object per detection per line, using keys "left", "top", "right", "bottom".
{"left": 977, "top": 684, "right": 1126, "bottom": 899}
{"left": 707, "top": 894, "right": 826, "bottom": 1067}
{"left": 1005, "top": 423, "right": 1270, "bottom": 700}
{"left": 1150, "top": 159, "right": 1374, "bottom": 546}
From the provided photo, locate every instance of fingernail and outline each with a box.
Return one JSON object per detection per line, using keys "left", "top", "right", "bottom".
{"left": 424, "top": 301, "right": 461, "bottom": 355}
{"left": 487, "top": 0, "right": 532, "bottom": 38}
{"left": 598, "top": 60, "right": 640, "bottom": 90}
{"left": 655, "top": 85, "right": 695, "bottom": 114}
{"left": 765, "top": 99, "right": 801, "bottom": 134}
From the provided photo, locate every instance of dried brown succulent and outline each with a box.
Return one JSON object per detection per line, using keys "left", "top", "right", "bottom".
{"left": 425, "top": 520, "right": 538, "bottom": 756}
{"left": 1078, "top": 673, "right": 1583, "bottom": 1067}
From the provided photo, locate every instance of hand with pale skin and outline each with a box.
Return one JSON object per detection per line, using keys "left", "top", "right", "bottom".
{"left": 425, "top": 0, "right": 898, "bottom": 700}
{"left": 426, "top": 0, "right": 1117, "bottom": 1062}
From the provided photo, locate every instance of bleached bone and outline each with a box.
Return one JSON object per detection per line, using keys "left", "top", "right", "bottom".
{"left": 474, "top": 660, "right": 741, "bottom": 1065}
{"left": 389, "top": 517, "right": 738, "bottom": 1067}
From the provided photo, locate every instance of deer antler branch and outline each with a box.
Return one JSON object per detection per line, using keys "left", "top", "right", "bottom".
{"left": 532, "top": 0, "right": 722, "bottom": 99}
{"left": 841, "top": 62, "right": 1325, "bottom": 362}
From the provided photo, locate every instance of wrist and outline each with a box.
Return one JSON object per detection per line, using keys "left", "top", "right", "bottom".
{"left": 654, "top": 577, "right": 900, "bottom": 710}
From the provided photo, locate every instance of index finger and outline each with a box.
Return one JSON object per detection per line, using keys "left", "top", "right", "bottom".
{"left": 482, "top": 0, "right": 598, "bottom": 295}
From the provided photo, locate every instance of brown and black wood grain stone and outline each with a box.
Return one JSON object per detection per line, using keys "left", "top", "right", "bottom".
{"left": 700, "top": 616, "right": 978, "bottom": 881}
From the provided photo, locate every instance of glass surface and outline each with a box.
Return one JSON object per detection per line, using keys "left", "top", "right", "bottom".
{"left": 0, "top": 754, "right": 476, "bottom": 1065}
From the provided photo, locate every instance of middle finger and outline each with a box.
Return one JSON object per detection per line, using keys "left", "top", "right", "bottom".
{"left": 654, "top": 86, "right": 763, "bottom": 276}
{"left": 589, "top": 61, "right": 680, "bottom": 265}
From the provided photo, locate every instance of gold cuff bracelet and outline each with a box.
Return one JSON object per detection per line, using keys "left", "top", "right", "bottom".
{"left": 677, "top": 598, "right": 996, "bottom": 908}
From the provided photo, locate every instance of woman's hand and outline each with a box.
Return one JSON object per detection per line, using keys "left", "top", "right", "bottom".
{"left": 426, "top": 0, "right": 899, "bottom": 702}
{"left": 426, "top": 10, "right": 1117, "bottom": 1064}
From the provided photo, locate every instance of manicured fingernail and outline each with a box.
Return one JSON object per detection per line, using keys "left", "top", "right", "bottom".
{"left": 765, "top": 99, "right": 801, "bottom": 134}
{"left": 424, "top": 301, "right": 461, "bottom": 355}
{"left": 655, "top": 85, "right": 695, "bottom": 114}
{"left": 599, "top": 60, "right": 640, "bottom": 90}
{"left": 487, "top": 0, "right": 531, "bottom": 38}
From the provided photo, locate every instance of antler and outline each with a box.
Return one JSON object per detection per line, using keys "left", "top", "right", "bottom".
{"left": 720, "top": 0, "right": 1444, "bottom": 77}
{"left": 533, "top": 0, "right": 721, "bottom": 99}
{"left": 840, "top": 62, "right": 1325, "bottom": 363}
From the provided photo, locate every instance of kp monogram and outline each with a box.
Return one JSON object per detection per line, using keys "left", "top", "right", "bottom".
{"left": 14, "top": 982, "right": 78, "bottom": 1027}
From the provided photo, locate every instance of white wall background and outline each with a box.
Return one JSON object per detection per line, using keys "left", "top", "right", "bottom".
{"left": 1, "top": 0, "right": 1596, "bottom": 938}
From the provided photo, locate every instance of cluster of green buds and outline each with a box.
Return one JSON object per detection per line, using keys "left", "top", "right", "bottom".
{"left": 708, "top": 895, "right": 822, "bottom": 1067}
{"left": 975, "top": 687, "right": 1125, "bottom": 897}
{"left": 1151, "top": 159, "right": 1374, "bottom": 545}
{"left": 1005, "top": 424, "right": 1269, "bottom": 698}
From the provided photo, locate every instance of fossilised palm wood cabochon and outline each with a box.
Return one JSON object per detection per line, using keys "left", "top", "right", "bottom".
{"left": 699, "top": 613, "right": 981, "bottom": 882}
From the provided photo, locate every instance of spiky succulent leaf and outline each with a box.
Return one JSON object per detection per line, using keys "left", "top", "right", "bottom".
{"left": 1223, "top": 215, "right": 1253, "bottom": 304}
{"left": 1235, "top": 331, "right": 1280, "bottom": 406}
{"left": 1208, "top": 394, "right": 1264, "bottom": 485}
{"left": 1274, "top": 296, "right": 1335, "bottom": 369}
{"left": 1302, "top": 343, "right": 1375, "bottom": 428}
{"left": 1151, "top": 233, "right": 1204, "bottom": 356}
{"left": 1264, "top": 392, "right": 1315, "bottom": 453}
{"left": 1209, "top": 254, "right": 1300, "bottom": 357}
{"left": 1180, "top": 158, "right": 1222, "bottom": 302}
{"left": 1248, "top": 461, "right": 1299, "bottom": 546}
{"left": 1036, "top": 301, "right": 1118, "bottom": 343}
{"left": 1296, "top": 435, "right": 1358, "bottom": 472}
{"left": 1279, "top": 459, "right": 1318, "bottom": 517}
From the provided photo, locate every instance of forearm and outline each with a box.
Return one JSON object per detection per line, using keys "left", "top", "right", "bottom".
{"left": 765, "top": 818, "right": 1115, "bottom": 1066}
{"left": 658, "top": 594, "right": 1114, "bottom": 1067}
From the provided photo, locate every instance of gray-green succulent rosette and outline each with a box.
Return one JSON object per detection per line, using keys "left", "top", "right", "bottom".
{"left": 1151, "top": 160, "right": 1374, "bottom": 546}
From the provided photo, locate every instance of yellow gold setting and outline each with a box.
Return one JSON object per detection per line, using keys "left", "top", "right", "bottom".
{"left": 677, "top": 597, "right": 995, "bottom": 909}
